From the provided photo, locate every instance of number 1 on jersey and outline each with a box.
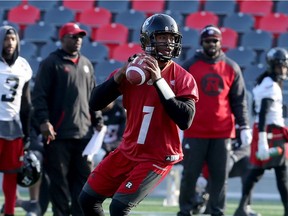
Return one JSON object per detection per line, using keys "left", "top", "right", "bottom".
{"left": 137, "top": 106, "right": 154, "bottom": 144}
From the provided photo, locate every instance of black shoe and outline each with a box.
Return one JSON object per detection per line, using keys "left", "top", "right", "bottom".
{"left": 21, "top": 201, "right": 41, "bottom": 216}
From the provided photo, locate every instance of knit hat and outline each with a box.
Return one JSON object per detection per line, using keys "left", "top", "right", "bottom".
{"left": 200, "top": 25, "right": 222, "bottom": 40}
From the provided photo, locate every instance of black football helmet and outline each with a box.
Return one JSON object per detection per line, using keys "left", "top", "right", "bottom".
{"left": 266, "top": 47, "right": 288, "bottom": 80}
{"left": 17, "top": 150, "right": 41, "bottom": 187}
{"left": 140, "top": 13, "right": 182, "bottom": 62}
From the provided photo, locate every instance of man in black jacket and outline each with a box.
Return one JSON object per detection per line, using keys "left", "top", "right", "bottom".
{"left": 32, "top": 22, "right": 103, "bottom": 216}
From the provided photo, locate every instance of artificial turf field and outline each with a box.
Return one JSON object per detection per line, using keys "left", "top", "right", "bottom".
{"left": 0, "top": 196, "right": 284, "bottom": 216}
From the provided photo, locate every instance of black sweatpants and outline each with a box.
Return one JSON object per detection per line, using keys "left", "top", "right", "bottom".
{"left": 44, "top": 139, "right": 92, "bottom": 216}
{"left": 179, "top": 138, "right": 231, "bottom": 216}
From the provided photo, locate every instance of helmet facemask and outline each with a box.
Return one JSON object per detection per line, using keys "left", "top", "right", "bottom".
{"left": 140, "top": 14, "right": 182, "bottom": 62}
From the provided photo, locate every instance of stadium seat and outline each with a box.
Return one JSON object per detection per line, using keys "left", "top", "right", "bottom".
{"left": 185, "top": 11, "right": 219, "bottom": 30}
{"left": 275, "top": 1, "right": 288, "bottom": 15}
{"left": 27, "top": 0, "right": 59, "bottom": 11}
{"left": 93, "top": 23, "right": 129, "bottom": 58}
{"left": 81, "top": 42, "right": 109, "bottom": 64}
{"left": 62, "top": 0, "right": 95, "bottom": 21}
{"left": 130, "top": 29, "right": 141, "bottom": 44}
{"left": 223, "top": 13, "right": 255, "bottom": 34}
{"left": 225, "top": 47, "right": 257, "bottom": 69}
{"left": 43, "top": 6, "right": 75, "bottom": 27}
{"left": 0, "top": 1, "right": 21, "bottom": 11}
{"left": 238, "top": 1, "right": 273, "bottom": 29}
{"left": 39, "top": 40, "right": 60, "bottom": 60}
{"left": 111, "top": 43, "right": 143, "bottom": 62}
{"left": 27, "top": 57, "right": 41, "bottom": 76}
{"left": 7, "top": 4, "right": 40, "bottom": 28}
{"left": 184, "top": 47, "right": 198, "bottom": 60}
{"left": 23, "top": 22, "right": 57, "bottom": 43}
{"left": 204, "top": 1, "right": 236, "bottom": 16}
{"left": 277, "top": 32, "right": 288, "bottom": 49}
{"left": 164, "top": 11, "right": 184, "bottom": 28}
{"left": 115, "top": 10, "right": 146, "bottom": 31}
{"left": 20, "top": 40, "right": 38, "bottom": 59}
{"left": 0, "top": 9, "right": 4, "bottom": 23}
{"left": 181, "top": 27, "right": 200, "bottom": 49}
{"left": 258, "top": 51, "right": 268, "bottom": 66}
{"left": 78, "top": 7, "right": 112, "bottom": 37}
{"left": 2, "top": 21, "right": 20, "bottom": 32}
{"left": 166, "top": 0, "right": 199, "bottom": 15}
{"left": 94, "top": 60, "right": 123, "bottom": 84}
{"left": 239, "top": 0, "right": 273, "bottom": 16}
{"left": 77, "top": 23, "right": 92, "bottom": 40}
{"left": 220, "top": 27, "right": 238, "bottom": 51}
{"left": 97, "top": 0, "right": 130, "bottom": 14}
{"left": 62, "top": 0, "right": 94, "bottom": 11}
{"left": 131, "top": 0, "right": 165, "bottom": 16}
{"left": 258, "top": 13, "right": 288, "bottom": 37}
{"left": 241, "top": 30, "right": 273, "bottom": 52}
{"left": 242, "top": 64, "right": 265, "bottom": 91}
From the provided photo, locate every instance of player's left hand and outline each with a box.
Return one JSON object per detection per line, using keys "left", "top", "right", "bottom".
{"left": 240, "top": 128, "right": 252, "bottom": 147}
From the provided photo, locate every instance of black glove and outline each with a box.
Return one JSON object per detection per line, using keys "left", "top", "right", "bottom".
{"left": 23, "top": 136, "right": 31, "bottom": 150}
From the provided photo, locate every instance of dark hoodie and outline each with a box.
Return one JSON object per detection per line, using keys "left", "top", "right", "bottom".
{"left": 0, "top": 25, "right": 32, "bottom": 140}
{"left": 182, "top": 49, "right": 249, "bottom": 138}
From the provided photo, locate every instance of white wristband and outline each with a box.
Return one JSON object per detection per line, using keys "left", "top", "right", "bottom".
{"left": 155, "top": 78, "right": 175, "bottom": 100}
{"left": 258, "top": 132, "right": 267, "bottom": 144}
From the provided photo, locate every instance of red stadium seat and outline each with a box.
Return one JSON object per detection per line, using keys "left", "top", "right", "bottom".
{"left": 185, "top": 11, "right": 219, "bottom": 30}
{"left": 111, "top": 43, "right": 143, "bottom": 62}
{"left": 78, "top": 7, "right": 112, "bottom": 38}
{"left": 258, "top": 13, "right": 288, "bottom": 38}
{"left": 131, "top": 0, "right": 165, "bottom": 16}
{"left": 239, "top": 1, "right": 273, "bottom": 29}
{"left": 7, "top": 4, "right": 40, "bottom": 29}
{"left": 93, "top": 23, "right": 129, "bottom": 58}
{"left": 78, "top": 7, "right": 112, "bottom": 28}
{"left": 220, "top": 27, "right": 238, "bottom": 51}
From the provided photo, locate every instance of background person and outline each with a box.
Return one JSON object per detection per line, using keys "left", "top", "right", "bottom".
{"left": 0, "top": 25, "right": 33, "bottom": 216}
{"left": 32, "top": 22, "right": 103, "bottom": 216}
{"left": 178, "top": 25, "right": 252, "bottom": 216}
{"left": 234, "top": 47, "right": 288, "bottom": 216}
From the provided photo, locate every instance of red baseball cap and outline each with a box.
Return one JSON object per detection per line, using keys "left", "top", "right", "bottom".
{"left": 59, "top": 23, "right": 87, "bottom": 39}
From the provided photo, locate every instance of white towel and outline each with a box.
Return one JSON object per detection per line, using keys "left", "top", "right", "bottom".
{"left": 82, "top": 125, "right": 107, "bottom": 162}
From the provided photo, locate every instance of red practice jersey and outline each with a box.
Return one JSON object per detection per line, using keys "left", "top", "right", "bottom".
{"left": 112, "top": 61, "right": 198, "bottom": 165}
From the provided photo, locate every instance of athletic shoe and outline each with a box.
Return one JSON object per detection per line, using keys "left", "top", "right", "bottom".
{"left": 247, "top": 205, "right": 262, "bottom": 216}
{"left": 21, "top": 201, "right": 41, "bottom": 216}
{"left": 234, "top": 207, "right": 249, "bottom": 216}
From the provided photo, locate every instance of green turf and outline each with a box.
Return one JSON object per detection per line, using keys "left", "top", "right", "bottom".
{"left": 2, "top": 196, "right": 284, "bottom": 216}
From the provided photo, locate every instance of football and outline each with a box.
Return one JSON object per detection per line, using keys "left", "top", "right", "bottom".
{"left": 126, "top": 55, "right": 151, "bottom": 85}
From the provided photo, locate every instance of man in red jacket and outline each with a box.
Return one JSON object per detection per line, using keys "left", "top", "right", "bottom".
{"left": 177, "top": 25, "right": 252, "bottom": 216}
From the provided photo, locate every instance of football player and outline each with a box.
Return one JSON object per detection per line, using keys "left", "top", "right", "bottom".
{"left": 78, "top": 13, "right": 199, "bottom": 216}
{"left": 0, "top": 25, "right": 33, "bottom": 216}
{"left": 234, "top": 48, "right": 288, "bottom": 216}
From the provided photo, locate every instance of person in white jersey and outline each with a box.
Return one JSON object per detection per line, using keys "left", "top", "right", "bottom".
{"left": 0, "top": 25, "right": 33, "bottom": 216}
{"left": 234, "top": 47, "right": 288, "bottom": 216}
